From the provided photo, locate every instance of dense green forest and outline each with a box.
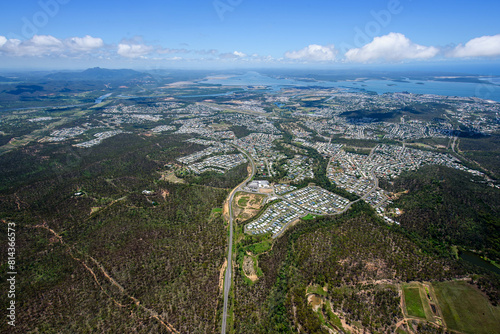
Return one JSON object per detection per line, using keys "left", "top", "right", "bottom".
{"left": 233, "top": 202, "right": 467, "bottom": 333}
{"left": 0, "top": 133, "right": 248, "bottom": 333}
{"left": 1, "top": 101, "right": 499, "bottom": 332}
{"left": 459, "top": 134, "right": 500, "bottom": 179}
{"left": 380, "top": 165, "right": 500, "bottom": 262}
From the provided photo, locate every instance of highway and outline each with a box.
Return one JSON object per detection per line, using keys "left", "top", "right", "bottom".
{"left": 221, "top": 147, "right": 383, "bottom": 330}
{"left": 221, "top": 150, "right": 255, "bottom": 334}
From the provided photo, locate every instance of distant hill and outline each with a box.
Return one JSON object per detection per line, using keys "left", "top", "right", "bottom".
{"left": 44, "top": 67, "right": 152, "bottom": 81}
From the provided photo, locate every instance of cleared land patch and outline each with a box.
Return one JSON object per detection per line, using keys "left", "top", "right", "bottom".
{"left": 238, "top": 196, "right": 249, "bottom": 207}
{"left": 242, "top": 256, "right": 258, "bottom": 282}
{"left": 161, "top": 171, "right": 185, "bottom": 184}
{"left": 233, "top": 192, "right": 266, "bottom": 222}
{"left": 433, "top": 281, "right": 500, "bottom": 334}
{"left": 246, "top": 240, "right": 272, "bottom": 255}
{"left": 403, "top": 286, "right": 426, "bottom": 318}
{"left": 307, "top": 294, "right": 324, "bottom": 312}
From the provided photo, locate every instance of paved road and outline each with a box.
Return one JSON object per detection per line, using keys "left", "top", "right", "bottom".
{"left": 221, "top": 150, "right": 255, "bottom": 334}
{"left": 273, "top": 147, "right": 383, "bottom": 239}
{"left": 272, "top": 155, "right": 385, "bottom": 239}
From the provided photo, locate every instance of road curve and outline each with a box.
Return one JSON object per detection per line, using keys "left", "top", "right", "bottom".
{"left": 221, "top": 150, "right": 255, "bottom": 334}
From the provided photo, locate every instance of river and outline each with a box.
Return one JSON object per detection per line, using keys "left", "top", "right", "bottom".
{"left": 95, "top": 93, "right": 112, "bottom": 104}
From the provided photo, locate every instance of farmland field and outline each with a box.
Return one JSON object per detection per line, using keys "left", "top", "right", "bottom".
{"left": 403, "top": 286, "right": 426, "bottom": 318}
{"left": 433, "top": 281, "right": 500, "bottom": 334}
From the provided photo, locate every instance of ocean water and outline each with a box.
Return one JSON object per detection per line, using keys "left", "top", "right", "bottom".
{"left": 202, "top": 72, "right": 500, "bottom": 102}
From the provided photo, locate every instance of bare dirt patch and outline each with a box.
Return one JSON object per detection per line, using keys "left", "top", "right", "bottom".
{"left": 161, "top": 172, "right": 185, "bottom": 184}
{"left": 242, "top": 256, "right": 258, "bottom": 282}
{"left": 364, "top": 259, "right": 388, "bottom": 278}
{"left": 219, "top": 259, "right": 227, "bottom": 293}
{"left": 160, "top": 189, "right": 170, "bottom": 199}
{"left": 90, "top": 207, "right": 101, "bottom": 215}
{"left": 307, "top": 294, "right": 324, "bottom": 312}
{"left": 390, "top": 190, "right": 409, "bottom": 200}
{"left": 233, "top": 192, "right": 265, "bottom": 222}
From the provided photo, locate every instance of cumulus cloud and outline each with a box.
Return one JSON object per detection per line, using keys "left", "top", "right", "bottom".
{"left": 285, "top": 44, "right": 337, "bottom": 62}
{"left": 0, "top": 35, "right": 63, "bottom": 56}
{"left": 345, "top": 33, "right": 439, "bottom": 63}
{"left": 117, "top": 36, "right": 193, "bottom": 58}
{"left": 117, "top": 43, "right": 154, "bottom": 58}
{"left": 66, "top": 35, "right": 104, "bottom": 51}
{"left": 0, "top": 36, "right": 8, "bottom": 48}
{"left": 0, "top": 33, "right": 217, "bottom": 61}
{"left": 233, "top": 51, "right": 246, "bottom": 57}
{"left": 0, "top": 34, "right": 105, "bottom": 56}
{"left": 218, "top": 51, "right": 247, "bottom": 59}
{"left": 32, "top": 35, "right": 63, "bottom": 47}
{"left": 448, "top": 34, "right": 500, "bottom": 58}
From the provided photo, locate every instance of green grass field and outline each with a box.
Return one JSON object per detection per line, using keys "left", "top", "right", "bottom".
{"left": 238, "top": 197, "right": 249, "bottom": 207}
{"left": 403, "top": 286, "right": 426, "bottom": 318}
{"left": 211, "top": 207, "right": 223, "bottom": 214}
{"left": 433, "top": 281, "right": 500, "bottom": 334}
{"left": 302, "top": 214, "right": 322, "bottom": 221}
{"left": 306, "top": 285, "right": 328, "bottom": 297}
{"left": 324, "top": 301, "right": 343, "bottom": 329}
{"left": 246, "top": 240, "right": 272, "bottom": 255}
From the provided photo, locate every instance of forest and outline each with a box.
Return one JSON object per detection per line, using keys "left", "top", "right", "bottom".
{"left": 380, "top": 165, "right": 500, "bottom": 263}
{"left": 0, "top": 132, "right": 247, "bottom": 333}
{"left": 232, "top": 202, "right": 471, "bottom": 333}
{"left": 0, "top": 101, "right": 499, "bottom": 333}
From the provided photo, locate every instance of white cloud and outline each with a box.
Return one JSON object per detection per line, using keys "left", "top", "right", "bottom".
{"left": 218, "top": 51, "right": 248, "bottom": 60}
{"left": 233, "top": 51, "right": 246, "bottom": 57}
{"left": 31, "top": 35, "right": 64, "bottom": 48}
{"left": 66, "top": 35, "right": 104, "bottom": 51}
{"left": 0, "top": 35, "right": 105, "bottom": 56}
{"left": 448, "top": 34, "right": 500, "bottom": 58}
{"left": 285, "top": 44, "right": 337, "bottom": 62}
{"left": 195, "top": 49, "right": 218, "bottom": 55}
{"left": 0, "top": 34, "right": 210, "bottom": 61}
{"left": 117, "top": 43, "right": 154, "bottom": 58}
{"left": 0, "top": 35, "right": 64, "bottom": 56}
{"left": 156, "top": 47, "right": 190, "bottom": 54}
{"left": 345, "top": 33, "right": 439, "bottom": 63}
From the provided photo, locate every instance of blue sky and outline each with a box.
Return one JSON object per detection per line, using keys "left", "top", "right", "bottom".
{"left": 0, "top": 0, "right": 500, "bottom": 70}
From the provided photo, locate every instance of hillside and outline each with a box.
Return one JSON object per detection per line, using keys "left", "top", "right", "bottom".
{"left": 233, "top": 203, "right": 466, "bottom": 333}
{"left": 380, "top": 165, "right": 500, "bottom": 262}
{"left": 0, "top": 133, "right": 247, "bottom": 333}
{"left": 44, "top": 67, "right": 152, "bottom": 82}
